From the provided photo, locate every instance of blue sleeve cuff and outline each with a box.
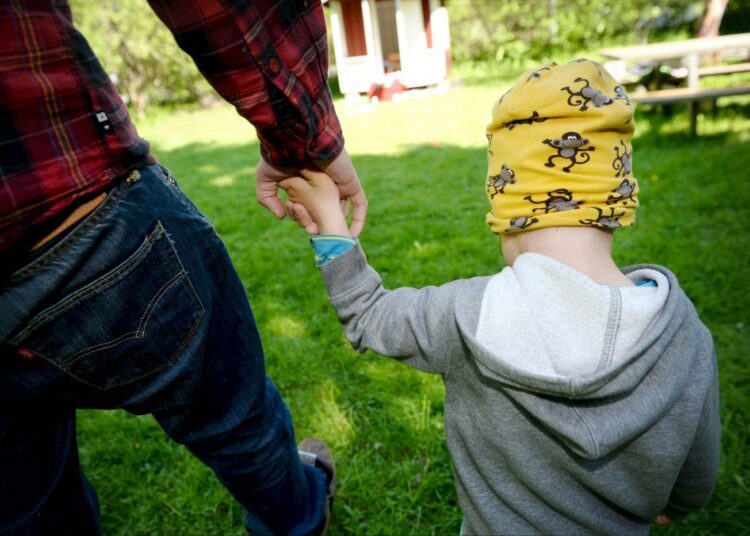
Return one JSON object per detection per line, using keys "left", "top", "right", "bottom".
{"left": 310, "top": 235, "right": 357, "bottom": 266}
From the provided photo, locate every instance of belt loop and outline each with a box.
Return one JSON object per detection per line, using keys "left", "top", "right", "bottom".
{"left": 126, "top": 169, "right": 141, "bottom": 184}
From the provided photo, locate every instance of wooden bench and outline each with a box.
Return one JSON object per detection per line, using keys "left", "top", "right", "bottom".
{"left": 633, "top": 85, "right": 750, "bottom": 135}
{"left": 697, "top": 62, "right": 750, "bottom": 77}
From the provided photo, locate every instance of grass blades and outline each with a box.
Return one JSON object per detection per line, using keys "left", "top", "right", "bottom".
{"left": 77, "top": 74, "right": 750, "bottom": 534}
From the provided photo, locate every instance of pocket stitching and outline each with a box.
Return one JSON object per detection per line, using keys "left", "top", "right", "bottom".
{"left": 35, "top": 301, "right": 203, "bottom": 391}
{"left": 25, "top": 235, "right": 206, "bottom": 390}
{"left": 11, "top": 221, "right": 166, "bottom": 343}
{"left": 61, "top": 269, "right": 188, "bottom": 367}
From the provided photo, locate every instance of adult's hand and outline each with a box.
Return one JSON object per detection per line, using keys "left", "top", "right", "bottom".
{"left": 255, "top": 148, "right": 368, "bottom": 236}
{"left": 314, "top": 148, "right": 367, "bottom": 237}
{"left": 256, "top": 156, "right": 298, "bottom": 220}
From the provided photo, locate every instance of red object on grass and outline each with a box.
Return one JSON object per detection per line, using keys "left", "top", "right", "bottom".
{"left": 367, "top": 76, "right": 408, "bottom": 102}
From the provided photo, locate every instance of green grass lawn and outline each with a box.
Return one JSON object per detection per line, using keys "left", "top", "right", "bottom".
{"left": 77, "top": 72, "right": 750, "bottom": 534}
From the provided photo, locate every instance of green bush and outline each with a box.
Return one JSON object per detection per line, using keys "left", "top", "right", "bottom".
{"left": 69, "top": 0, "right": 211, "bottom": 116}
{"left": 68, "top": 0, "right": 749, "bottom": 110}
{"left": 446, "top": 0, "right": 705, "bottom": 67}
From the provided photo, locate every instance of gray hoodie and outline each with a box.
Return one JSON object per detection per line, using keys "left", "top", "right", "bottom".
{"left": 320, "top": 244, "right": 720, "bottom": 535}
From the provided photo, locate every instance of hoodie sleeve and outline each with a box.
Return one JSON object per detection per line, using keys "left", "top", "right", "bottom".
{"left": 318, "top": 242, "right": 487, "bottom": 375}
{"left": 664, "top": 363, "right": 721, "bottom": 520}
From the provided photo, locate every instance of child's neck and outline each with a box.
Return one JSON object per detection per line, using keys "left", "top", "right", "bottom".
{"left": 501, "top": 227, "right": 634, "bottom": 287}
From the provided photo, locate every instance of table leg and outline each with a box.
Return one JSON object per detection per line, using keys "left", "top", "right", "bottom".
{"left": 686, "top": 52, "right": 699, "bottom": 90}
{"left": 690, "top": 100, "right": 698, "bottom": 136}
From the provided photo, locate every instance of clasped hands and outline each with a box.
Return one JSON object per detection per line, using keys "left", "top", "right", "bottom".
{"left": 256, "top": 148, "right": 365, "bottom": 237}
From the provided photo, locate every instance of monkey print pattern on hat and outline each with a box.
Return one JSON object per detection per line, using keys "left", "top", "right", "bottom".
{"left": 484, "top": 58, "right": 640, "bottom": 235}
{"left": 612, "top": 140, "right": 632, "bottom": 178}
{"left": 542, "top": 132, "right": 595, "bottom": 173}
{"left": 579, "top": 207, "right": 626, "bottom": 229}
{"left": 488, "top": 164, "right": 516, "bottom": 198}
{"left": 525, "top": 189, "right": 584, "bottom": 213}
{"left": 614, "top": 85, "right": 632, "bottom": 106}
{"left": 508, "top": 216, "right": 539, "bottom": 232}
{"left": 561, "top": 77, "right": 615, "bottom": 111}
{"left": 607, "top": 178, "right": 637, "bottom": 206}
{"left": 507, "top": 111, "right": 548, "bottom": 130}
{"left": 528, "top": 66, "right": 553, "bottom": 80}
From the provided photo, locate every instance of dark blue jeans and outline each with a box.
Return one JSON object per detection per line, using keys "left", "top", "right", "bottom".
{"left": 0, "top": 164, "right": 327, "bottom": 535}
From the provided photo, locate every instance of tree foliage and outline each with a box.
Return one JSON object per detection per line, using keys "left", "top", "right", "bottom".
{"left": 67, "top": 0, "right": 748, "bottom": 110}
{"left": 445, "top": 0, "right": 709, "bottom": 65}
{"left": 69, "top": 0, "right": 210, "bottom": 116}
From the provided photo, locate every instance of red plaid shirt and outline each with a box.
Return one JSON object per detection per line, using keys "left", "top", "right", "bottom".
{"left": 0, "top": 0, "right": 343, "bottom": 255}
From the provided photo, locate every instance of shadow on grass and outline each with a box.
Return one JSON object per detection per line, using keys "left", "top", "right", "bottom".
{"left": 81, "top": 115, "right": 749, "bottom": 534}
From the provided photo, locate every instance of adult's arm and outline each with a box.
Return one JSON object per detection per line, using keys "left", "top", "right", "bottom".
{"left": 146, "top": 0, "right": 366, "bottom": 234}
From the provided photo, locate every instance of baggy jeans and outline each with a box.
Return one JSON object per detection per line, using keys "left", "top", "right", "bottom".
{"left": 0, "top": 164, "right": 327, "bottom": 535}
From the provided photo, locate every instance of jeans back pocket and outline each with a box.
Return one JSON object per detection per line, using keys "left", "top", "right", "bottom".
{"left": 10, "top": 221, "right": 205, "bottom": 390}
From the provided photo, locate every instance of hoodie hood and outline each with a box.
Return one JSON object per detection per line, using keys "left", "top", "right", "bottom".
{"left": 457, "top": 252, "right": 709, "bottom": 458}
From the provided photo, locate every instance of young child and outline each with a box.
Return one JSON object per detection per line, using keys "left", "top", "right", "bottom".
{"left": 280, "top": 60, "right": 720, "bottom": 535}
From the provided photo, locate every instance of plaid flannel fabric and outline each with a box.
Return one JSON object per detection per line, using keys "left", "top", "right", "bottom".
{"left": 0, "top": 0, "right": 343, "bottom": 254}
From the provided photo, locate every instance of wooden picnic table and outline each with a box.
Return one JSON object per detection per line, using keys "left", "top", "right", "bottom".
{"left": 599, "top": 33, "right": 750, "bottom": 135}
{"left": 600, "top": 32, "right": 750, "bottom": 90}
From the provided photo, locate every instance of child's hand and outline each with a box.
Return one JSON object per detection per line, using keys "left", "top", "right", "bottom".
{"left": 279, "top": 169, "right": 351, "bottom": 236}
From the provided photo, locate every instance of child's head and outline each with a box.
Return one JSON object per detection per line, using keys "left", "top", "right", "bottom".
{"left": 485, "top": 59, "right": 638, "bottom": 242}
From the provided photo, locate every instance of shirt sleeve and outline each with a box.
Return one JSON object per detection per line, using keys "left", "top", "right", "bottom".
{"left": 146, "top": 0, "right": 344, "bottom": 167}
{"left": 310, "top": 235, "right": 357, "bottom": 266}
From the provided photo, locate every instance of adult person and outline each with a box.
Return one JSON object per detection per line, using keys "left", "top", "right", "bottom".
{"left": 0, "top": 1, "right": 365, "bottom": 534}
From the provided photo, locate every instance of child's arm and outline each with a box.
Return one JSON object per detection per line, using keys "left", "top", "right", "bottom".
{"left": 281, "top": 170, "right": 351, "bottom": 236}
{"left": 280, "top": 170, "right": 486, "bottom": 375}
{"left": 318, "top": 243, "right": 484, "bottom": 375}
{"left": 661, "top": 366, "right": 721, "bottom": 521}
{"left": 281, "top": 170, "right": 357, "bottom": 266}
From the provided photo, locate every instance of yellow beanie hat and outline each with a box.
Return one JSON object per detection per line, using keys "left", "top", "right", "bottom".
{"left": 486, "top": 59, "right": 638, "bottom": 235}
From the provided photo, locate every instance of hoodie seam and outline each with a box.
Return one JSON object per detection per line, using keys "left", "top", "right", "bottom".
{"left": 597, "top": 287, "right": 622, "bottom": 373}
{"left": 568, "top": 402, "right": 600, "bottom": 458}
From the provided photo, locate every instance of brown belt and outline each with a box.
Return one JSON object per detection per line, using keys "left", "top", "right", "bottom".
{"left": 30, "top": 192, "right": 107, "bottom": 251}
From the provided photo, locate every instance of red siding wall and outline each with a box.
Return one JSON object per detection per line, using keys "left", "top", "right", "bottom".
{"left": 421, "top": 0, "right": 432, "bottom": 48}
{"left": 341, "top": 0, "right": 367, "bottom": 56}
